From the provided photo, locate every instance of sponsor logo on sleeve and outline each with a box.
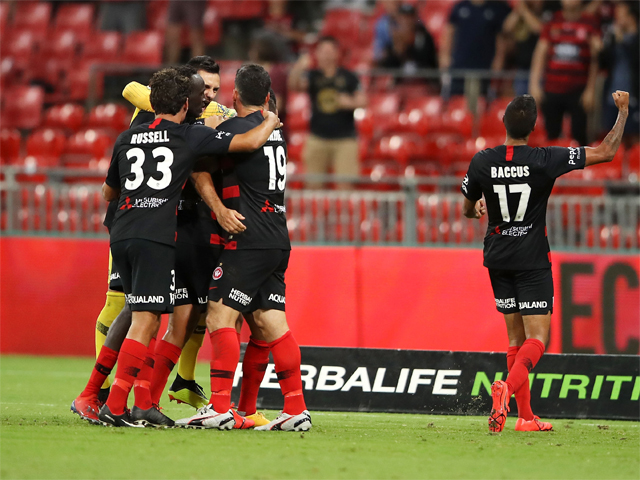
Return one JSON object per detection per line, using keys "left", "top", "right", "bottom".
{"left": 461, "top": 175, "right": 469, "bottom": 193}
{"left": 568, "top": 147, "right": 580, "bottom": 165}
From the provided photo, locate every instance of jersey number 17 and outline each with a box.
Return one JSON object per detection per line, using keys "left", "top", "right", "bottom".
{"left": 493, "top": 183, "right": 531, "bottom": 222}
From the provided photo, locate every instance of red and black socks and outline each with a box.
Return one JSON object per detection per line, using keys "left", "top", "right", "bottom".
{"left": 150, "top": 339, "right": 182, "bottom": 406}
{"left": 106, "top": 338, "right": 148, "bottom": 415}
{"left": 269, "top": 331, "right": 306, "bottom": 415}
{"left": 81, "top": 345, "right": 119, "bottom": 398}
{"left": 209, "top": 328, "right": 240, "bottom": 413}
{"left": 238, "top": 337, "right": 270, "bottom": 416}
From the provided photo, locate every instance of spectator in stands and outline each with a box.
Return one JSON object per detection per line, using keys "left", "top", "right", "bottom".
{"left": 529, "top": 0, "right": 601, "bottom": 146}
{"left": 99, "top": 1, "right": 145, "bottom": 34}
{"left": 249, "top": 31, "right": 290, "bottom": 126}
{"left": 599, "top": 0, "right": 639, "bottom": 144}
{"left": 165, "top": 0, "right": 206, "bottom": 64}
{"left": 288, "top": 36, "right": 367, "bottom": 190}
{"left": 439, "top": 0, "right": 512, "bottom": 95}
{"left": 376, "top": 4, "right": 438, "bottom": 77}
{"left": 373, "top": 1, "right": 400, "bottom": 63}
{"left": 262, "top": 0, "right": 308, "bottom": 56}
{"left": 502, "top": 1, "right": 554, "bottom": 96}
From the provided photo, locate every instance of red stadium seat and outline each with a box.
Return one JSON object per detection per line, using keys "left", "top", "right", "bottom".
{"left": 42, "top": 103, "right": 85, "bottom": 133}
{"left": 321, "top": 8, "right": 364, "bottom": 47}
{"left": 39, "top": 29, "right": 79, "bottom": 67}
{"left": 0, "top": 2, "right": 9, "bottom": 34}
{"left": 627, "top": 144, "right": 639, "bottom": 178}
{"left": 63, "top": 128, "right": 113, "bottom": 163}
{"left": 357, "top": 92, "right": 402, "bottom": 137}
{"left": 203, "top": 5, "right": 222, "bottom": 46}
{"left": 374, "top": 134, "right": 425, "bottom": 165}
{"left": 287, "top": 131, "right": 308, "bottom": 162}
{"left": 28, "top": 56, "right": 68, "bottom": 93}
{"left": 26, "top": 128, "right": 66, "bottom": 161}
{"left": 87, "top": 103, "right": 130, "bottom": 134}
{"left": 479, "top": 98, "right": 512, "bottom": 137}
{"left": 122, "top": 31, "right": 163, "bottom": 66}
{"left": 436, "top": 97, "right": 474, "bottom": 139}
{"left": 13, "top": 2, "right": 52, "bottom": 32}
{"left": 0, "top": 128, "right": 22, "bottom": 164}
{"left": 147, "top": 0, "right": 168, "bottom": 31}
{"left": 3, "top": 29, "right": 38, "bottom": 70}
{"left": 420, "top": 3, "right": 451, "bottom": 48}
{"left": 286, "top": 92, "right": 311, "bottom": 132}
{"left": 82, "top": 32, "right": 121, "bottom": 63}
{"left": 361, "top": 159, "right": 401, "bottom": 190}
{"left": 211, "top": 1, "right": 266, "bottom": 20}
{"left": 1, "top": 85, "right": 44, "bottom": 129}
{"left": 54, "top": 3, "right": 95, "bottom": 42}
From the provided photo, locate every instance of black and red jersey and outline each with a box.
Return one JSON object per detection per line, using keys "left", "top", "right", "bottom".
{"left": 540, "top": 11, "right": 599, "bottom": 94}
{"left": 105, "top": 119, "right": 235, "bottom": 246}
{"left": 216, "top": 111, "right": 290, "bottom": 250}
{"left": 461, "top": 144, "right": 586, "bottom": 270}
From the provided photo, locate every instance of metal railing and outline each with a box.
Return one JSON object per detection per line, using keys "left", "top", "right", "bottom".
{"left": 2, "top": 168, "right": 638, "bottom": 252}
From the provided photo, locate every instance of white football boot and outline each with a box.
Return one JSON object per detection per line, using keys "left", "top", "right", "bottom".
{"left": 255, "top": 410, "right": 312, "bottom": 431}
{"left": 175, "top": 404, "right": 235, "bottom": 429}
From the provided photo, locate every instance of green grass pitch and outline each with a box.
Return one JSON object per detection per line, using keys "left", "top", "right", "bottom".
{"left": 1, "top": 355, "right": 638, "bottom": 480}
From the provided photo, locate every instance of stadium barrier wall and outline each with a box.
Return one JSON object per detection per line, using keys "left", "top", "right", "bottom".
{"left": 0, "top": 237, "right": 638, "bottom": 357}
{"left": 236, "top": 347, "right": 640, "bottom": 421}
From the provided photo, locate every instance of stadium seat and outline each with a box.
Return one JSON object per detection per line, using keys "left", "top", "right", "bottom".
{"left": 361, "top": 159, "right": 401, "bottom": 190}
{"left": 479, "top": 98, "right": 512, "bottom": 137}
{"left": 423, "top": 133, "right": 461, "bottom": 166}
{"left": 26, "top": 128, "right": 66, "bottom": 162}
{"left": 374, "top": 134, "right": 425, "bottom": 165}
{"left": 626, "top": 144, "right": 639, "bottom": 178}
{"left": 210, "top": 0, "right": 265, "bottom": 20}
{"left": 321, "top": 8, "right": 364, "bottom": 47}
{"left": 404, "top": 96, "right": 444, "bottom": 132}
{"left": 286, "top": 92, "right": 311, "bottom": 132}
{"left": 3, "top": 29, "right": 38, "bottom": 70}
{"left": 122, "top": 31, "right": 163, "bottom": 66}
{"left": 203, "top": 5, "right": 222, "bottom": 46}
{"left": 419, "top": 1, "right": 452, "bottom": 47}
{"left": 63, "top": 128, "right": 113, "bottom": 163}
{"left": 287, "top": 131, "right": 308, "bottom": 162}
{"left": 357, "top": 92, "right": 401, "bottom": 137}
{"left": 42, "top": 104, "right": 85, "bottom": 133}
{"left": 54, "top": 3, "right": 95, "bottom": 42}
{"left": 40, "top": 29, "right": 79, "bottom": 67}
{"left": 1, "top": 85, "right": 44, "bottom": 129}
{"left": 0, "top": 2, "right": 9, "bottom": 33}
{"left": 147, "top": 0, "right": 168, "bottom": 31}
{"left": 0, "top": 128, "right": 22, "bottom": 164}
{"left": 87, "top": 103, "right": 130, "bottom": 134}
{"left": 82, "top": 32, "right": 121, "bottom": 63}
{"left": 13, "top": 2, "right": 52, "bottom": 34}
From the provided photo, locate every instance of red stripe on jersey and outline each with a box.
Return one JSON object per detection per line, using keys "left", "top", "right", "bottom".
{"left": 225, "top": 241, "right": 237, "bottom": 250}
{"left": 211, "top": 211, "right": 217, "bottom": 220}
{"left": 149, "top": 118, "right": 161, "bottom": 129}
{"left": 548, "top": 252, "right": 552, "bottom": 264}
{"left": 210, "top": 234, "right": 225, "bottom": 245}
{"left": 175, "top": 231, "right": 178, "bottom": 241}
{"left": 506, "top": 146, "right": 514, "bottom": 162}
{"left": 223, "top": 185, "right": 240, "bottom": 199}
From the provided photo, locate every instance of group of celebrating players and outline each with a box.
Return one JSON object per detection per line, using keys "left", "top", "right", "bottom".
{"left": 69, "top": 51, "right": 630, "bottom": 433}
{"left": 71, "top": 56, "right": 311, "bottom": 431}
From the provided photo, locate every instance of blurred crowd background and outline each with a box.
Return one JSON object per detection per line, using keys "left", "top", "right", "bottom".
{"left": 0, "top": 0, "right": 638, "bottom": 247}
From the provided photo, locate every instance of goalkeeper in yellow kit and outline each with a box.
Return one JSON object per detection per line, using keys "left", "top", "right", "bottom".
{"left": 94, "top": 56, "right": 235, "bottom": 409}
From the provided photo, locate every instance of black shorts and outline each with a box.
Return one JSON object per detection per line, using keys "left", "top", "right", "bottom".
{"left": 488, "top": 268, "right": 554, "bottom": 316}
{"left": 174, "top": 242, "right": 217, "bottom": 311}
{"left": 108, "top": 250, "right": 124, "bottom": 292}
{"left": 111, "top": 239, "right": 175, "bottom": 313}
{"left": 209, "top": 249, "right": 289, "bottom": 314}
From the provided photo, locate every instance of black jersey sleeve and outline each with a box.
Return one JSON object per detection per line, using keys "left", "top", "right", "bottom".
{"left": 130, "top": 110, "right": 155, "bottom": 128}
{"left": 186, "top": 125, "right": 235, "bottom": 158}
{"left": 540, "top": 146, "right": 586, "bottom": 179}
{"left": 105, "top": 136, "right": 123, "bottom": 189}
{"left": 461, "top": 154, "right": 483, "bottom": 201}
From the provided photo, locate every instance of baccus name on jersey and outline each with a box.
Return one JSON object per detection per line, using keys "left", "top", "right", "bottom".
{"left": 130, "top": 131, "right": 170, "bottom": 145}
{"left": 491, "top": 165, "right": 530, "bottom": 179}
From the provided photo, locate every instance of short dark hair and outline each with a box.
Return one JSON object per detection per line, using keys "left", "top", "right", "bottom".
{"left": 317, "top": 35, "right": 339, "bottom": 47}
{"left": 149, "top": 68, "right": 191, "bottom": 115}
{"left": 235, "top": 64, "right": 271, "bottom": 108}
{"left": 268, "top": 88, "right": 277, "bottom": 113}
{"left": 175, "top": 64, "right": 197, "bottom": 78}
{"left": 503, "top": 95, "right": 537, "bottom": 139}
{"left": 187, "top": 55, "right": 220, "bottom": 74}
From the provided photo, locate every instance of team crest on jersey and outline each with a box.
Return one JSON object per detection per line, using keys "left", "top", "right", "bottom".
{"left": 213, "top": 267, "right": 223, "bottom": 280}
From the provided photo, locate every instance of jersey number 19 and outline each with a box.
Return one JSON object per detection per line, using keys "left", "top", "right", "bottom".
{"left": 264, "top": 146, "right": 286, "bottom": 191}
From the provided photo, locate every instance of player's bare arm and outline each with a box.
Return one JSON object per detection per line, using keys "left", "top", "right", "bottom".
{"left": 212, "top": 111, "right": 280, "bottom": 152}
{"left": 584, "top": 91, "right": 629, "bottom": 166}
{"left": 190, "top": 171, "right": 246, "bottom": 234}
{"left": 529, "top": 38, "right": 549, "bottom": 105}
{"left": 462, "top": 198, "right": 486, "bottom": 219}
{"left": 102, "top": 182, "right": 119, "bottom": 202}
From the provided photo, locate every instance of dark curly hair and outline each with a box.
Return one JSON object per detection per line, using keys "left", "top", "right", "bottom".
{"left": 149, "top": 68, "right": 191, "bottom": 115}
{"left": 187, "top": 55, "right": 220, "bottom": 75}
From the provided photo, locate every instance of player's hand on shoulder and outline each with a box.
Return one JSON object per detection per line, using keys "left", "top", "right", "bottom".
{"left": 613, "top": 90, "right": 629, "bottom": 112}
{"left": 263, "top": 110, "right": 283, "bottom": 129}
{"left": 215, "top": 207, "right": 246, "bottom": 234}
